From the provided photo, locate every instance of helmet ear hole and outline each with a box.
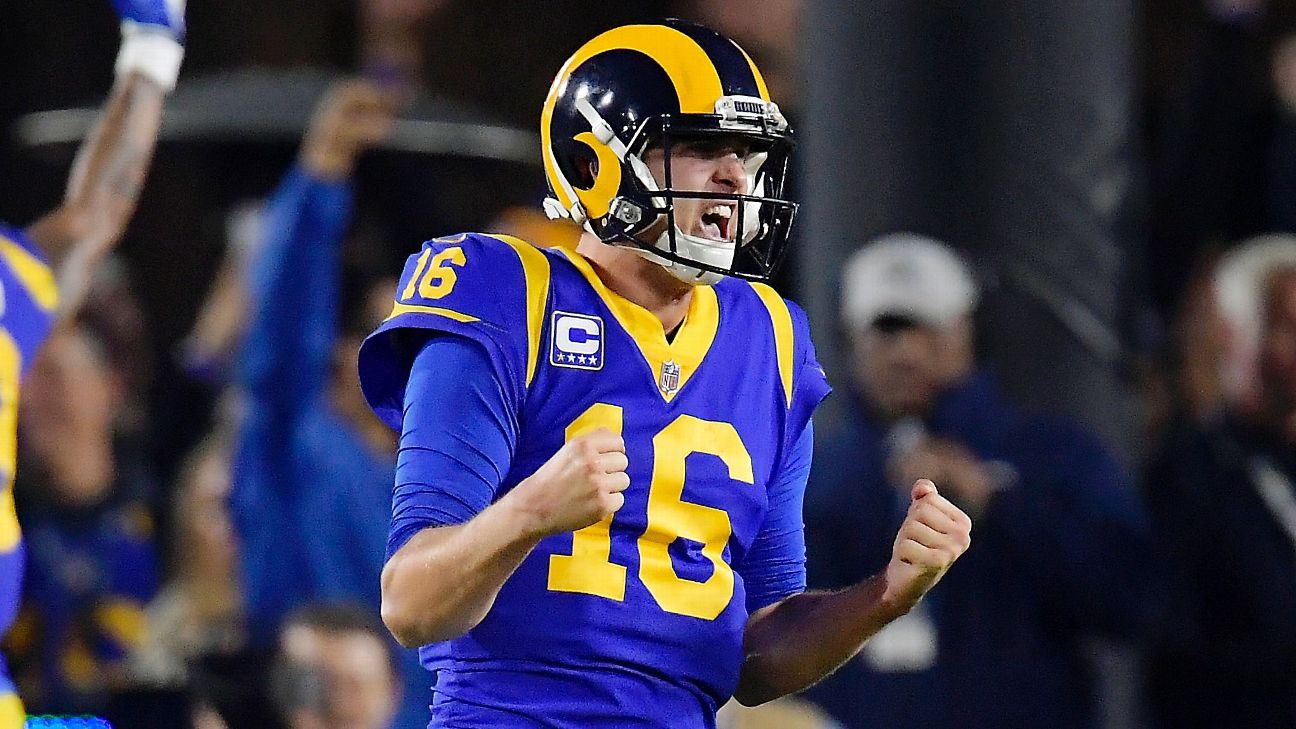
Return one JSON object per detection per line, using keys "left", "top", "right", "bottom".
{"left": 575, "top": 156, "right": 598, "bottom": 189}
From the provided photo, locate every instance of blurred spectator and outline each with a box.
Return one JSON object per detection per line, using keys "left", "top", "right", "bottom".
{"left": 1144, "top": 235, "right": 1296, "bottom": 729}
{"left": 9, "top": 320, "right": 161, "bottom": 713}
{"left": 129, "top": 431, "right": 243, "bottom": 693}
{"left": 229, "top": 78, "right": 427, "bottom": 727}
{"left": 272, "top": 603, "right": 399, "bottom": 729}
{"left": 803, "top": 233, "right": 1162, "bottom": 729}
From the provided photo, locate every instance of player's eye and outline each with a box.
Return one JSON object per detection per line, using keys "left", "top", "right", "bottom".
{"left": 677, "top": 139, "right": 749, "bottom": 159}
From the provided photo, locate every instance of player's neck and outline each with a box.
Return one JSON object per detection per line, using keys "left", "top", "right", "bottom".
{"left": 575, "top": 234, "right": 694, "bottom": 334}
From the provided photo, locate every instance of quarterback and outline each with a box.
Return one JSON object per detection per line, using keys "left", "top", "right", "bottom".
{"left": 0, "top": 0, "right": 184, "bottom": 724}
{"left": 358, "top": 20, "right": 971, "bottom": 727}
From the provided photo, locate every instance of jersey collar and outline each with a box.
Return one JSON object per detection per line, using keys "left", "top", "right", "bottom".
{"left": 560, "top": 248, "right": 719, "bottom": 403}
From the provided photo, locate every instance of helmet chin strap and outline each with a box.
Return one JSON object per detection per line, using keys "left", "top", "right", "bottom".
{"left": 627, "top": 233, "right": 728, "bottom": 286}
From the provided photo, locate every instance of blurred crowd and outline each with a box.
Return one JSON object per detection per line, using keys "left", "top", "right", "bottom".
{"left": 1, "top": 0, "right": 1295, "bottom": 728}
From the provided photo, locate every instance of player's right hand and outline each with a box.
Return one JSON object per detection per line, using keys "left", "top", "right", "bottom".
{"left": 509, "top": 428, "right": 630, "bottom": 537}
{"left": 112, "top": 0, "right": 186, "bottom": 40}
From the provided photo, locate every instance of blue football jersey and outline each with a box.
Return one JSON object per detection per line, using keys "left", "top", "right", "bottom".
{"left": 360, "top": 233, "right": 829, "bottom": 727}
{"left": 0, "top": 224, "right": 57, "bottom": 711}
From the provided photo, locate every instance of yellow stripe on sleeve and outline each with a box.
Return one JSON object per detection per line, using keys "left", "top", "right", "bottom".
{"left": 751, "top": 283, "right": 794, "bottom": 408}
{"left": 0, "top": 235, "right": 57, "bottom": 312}
{"left": 384, "top": 301, "right": 480, "bottom": 324}
{"left": 486, "top": 235, "right": 552, "bottom": 387}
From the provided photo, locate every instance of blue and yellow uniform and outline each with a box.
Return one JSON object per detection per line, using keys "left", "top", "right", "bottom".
{"left": 359, "top": 233, "right": 830, "bottom": 727}
{"left": 0, "top": 224, "right": 59, "bottom": 726}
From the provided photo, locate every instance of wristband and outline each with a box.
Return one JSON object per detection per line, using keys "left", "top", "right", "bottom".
{"left": 114, "top": 22, "right": 184, "bottom": 92}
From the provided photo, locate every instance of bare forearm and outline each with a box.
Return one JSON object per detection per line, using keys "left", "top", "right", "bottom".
{"left": 381, "top": 423, "right": 629, "bottom": 647}
{"left": 26, "top": 72, "right": 166, "bottom": 315}
{"left": 735, "top": 574, "right": 905, "bottom": 706}
{"left": 380, "top": 492, "right": 543, "bottom": 646}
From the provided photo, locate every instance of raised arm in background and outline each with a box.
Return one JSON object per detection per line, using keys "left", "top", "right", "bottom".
{"left": 24, "top": 0, "right": 185, "bottom": 317}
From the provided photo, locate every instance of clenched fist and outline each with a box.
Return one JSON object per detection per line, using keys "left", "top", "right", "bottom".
{"left": 509, "top": 428, "right": 630, "bottom": 537}
{"left": 882, "top": 479, "right": 972, "bottom": 612}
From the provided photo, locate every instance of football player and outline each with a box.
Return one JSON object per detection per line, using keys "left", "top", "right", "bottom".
{"left": 0, "top": 1, "right": 184, "bottom": 724}
{"left": 358, "top": 20, "right": 971, "bottom": 727}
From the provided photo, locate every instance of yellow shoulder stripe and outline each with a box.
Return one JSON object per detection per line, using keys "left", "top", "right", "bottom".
{"left": 486, "top": 234, "right": 551, "bottom": 387}
{"left": 385, "top": 301, "right": 479, "bottom": 324}
{"left": 751, "top": 282, "right": 794, "bottom": 408}
{"left": 0, "top": 235, "right": 57, "bottom": 312}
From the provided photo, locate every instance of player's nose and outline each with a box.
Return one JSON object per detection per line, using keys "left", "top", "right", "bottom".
{"left": 712, "top": 153, "right": 748, "bottom": 194}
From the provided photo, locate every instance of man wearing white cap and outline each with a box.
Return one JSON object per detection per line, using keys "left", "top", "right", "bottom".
{"left": 802, "top": 233, "right": 1162, "bottom": 729}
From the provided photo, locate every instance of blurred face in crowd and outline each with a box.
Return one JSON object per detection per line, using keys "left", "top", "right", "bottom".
{"left": 1258, "top": 269, "right": 1296, "bottom": 419}
{"left": 19, "top": 326, "right": 122, "bottom": 502}
{"left": 851, "top": 315, "right": 975, "bottom": 420}
{"left": 280, "top": 623, "right": 397, "bottom": 729}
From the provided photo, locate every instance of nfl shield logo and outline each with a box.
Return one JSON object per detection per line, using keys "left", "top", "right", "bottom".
{"left": 659, "top": 360, "right": 681, "bottom": 395}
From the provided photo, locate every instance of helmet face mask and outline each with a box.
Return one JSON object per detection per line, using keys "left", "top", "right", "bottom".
{"left": 541, "top": 21, "right": 800, "bottom": 285}
{"left": 603, "top": 116, "right": 798, "bottom": 283}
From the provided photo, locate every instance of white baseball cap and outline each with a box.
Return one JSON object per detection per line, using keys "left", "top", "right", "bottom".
{"left": 840, "top": 232, "right": 979, "bottom": 329}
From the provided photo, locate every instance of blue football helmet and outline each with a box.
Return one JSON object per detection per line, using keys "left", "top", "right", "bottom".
{"left": 540, "top": 20, "right": 797, "bottom": 285}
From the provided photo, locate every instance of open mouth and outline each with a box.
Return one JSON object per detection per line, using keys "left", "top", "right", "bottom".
{"left": 699, "top": 203, "right": 735, "bottom": 242}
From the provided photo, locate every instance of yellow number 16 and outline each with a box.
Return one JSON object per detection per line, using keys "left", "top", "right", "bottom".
{"left": 547, "top": 403, "right": 754, "bottom": 620}
{"left": 401, "top": 245, "right": 466, "bottom": 301}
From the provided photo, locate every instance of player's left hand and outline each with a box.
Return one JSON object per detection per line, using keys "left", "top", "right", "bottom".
{"left": 881, "top": 479, "right": 971, "bottom": 614}
{"left": 112, "top": 0, "right": 185, "bottom": 40}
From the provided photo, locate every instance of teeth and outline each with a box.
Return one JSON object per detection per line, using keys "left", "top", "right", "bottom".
{"left": 704, "top": 205, "right": 732, "bottom": 219}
